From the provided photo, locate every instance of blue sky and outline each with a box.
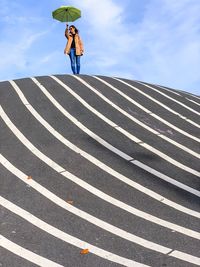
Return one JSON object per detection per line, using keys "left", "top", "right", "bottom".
{"left": 0, "top": 0, "right": 200, "bottom": 95}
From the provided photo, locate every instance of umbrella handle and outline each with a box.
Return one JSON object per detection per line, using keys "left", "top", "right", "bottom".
{"left": 65, "top": 24, "right": 69, "bottom": 38}
{"left": 66, "top": 23, "right": 69, "bottom": 33}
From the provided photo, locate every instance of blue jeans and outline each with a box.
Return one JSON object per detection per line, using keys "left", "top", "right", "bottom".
{"left": 69, "top": 48, "right": 80, "bottom": 74}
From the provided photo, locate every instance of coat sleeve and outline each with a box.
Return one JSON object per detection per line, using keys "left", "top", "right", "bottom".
{"left": 79, "top": 36, "right": 84, "bottom": 53}
{"left": 64, "top": 36, "right": 72, "bottom": 54}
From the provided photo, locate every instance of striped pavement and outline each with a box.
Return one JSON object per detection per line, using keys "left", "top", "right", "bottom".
{"left": 0, "top": 75, "right": 200, "bottom": 267}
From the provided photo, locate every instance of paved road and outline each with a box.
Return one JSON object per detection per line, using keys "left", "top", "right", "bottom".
{"left": 0, "top": 75, "right": 200, "bottom": 267}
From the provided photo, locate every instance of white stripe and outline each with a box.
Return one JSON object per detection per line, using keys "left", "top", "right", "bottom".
{"left": 93, "top": 76, "right": 200, "bottom": 159}
{"left": 3, "top": 84, "right": 194, "bottom": 221}
{"left": 2, "top": 149, "right": 199, "bottom": 242}
{"left": 132, "top": 160, "right": 200, "bottom": 197}
{"left": 140, "top": 82, "right": 200, "bottom": 117}
{"left": 0, "top": 155, "right": 171, "bottom": 254}
{"left": 169, "top": 88, "right": 200, "bottom": 99}
{"left": 140, "top": 142, "right": 199, "bottom": 176}
{"left": 180, "top": 91, "right": 200, "bottom": 100}
{"left": 69, "top": 75, "right": 200, "bottom": 177}
{"left": 152, "top": 112, "right": 200, "bottom": 142}
{"left": 189, "top": 95, "right": 200, "bottom": 100}
{"left": 1, "top": 159, "right": 200, "bottom": 267}
{"left": 2, "top": 196, "right": 200, "bottom": 266}
{"left": 114, "top": 78, "right": 200, "bottom": 143}
{"left": 15, "top": 79, "right": 132, "bottom": 162}
{"left": 3, "top": 82, "right": 200, "bottom": 223}
{"left": 30, "top": 77, "right": 200, "bottom": 198}
{"left": 187, "top": 98, "right": 200, "bottom": 107}
{"left": 153, "top": 85, "right": 181, "bottom": 96}
{"left": 170, "top": 251, "right": 200, "bottom": 266}
{"left": 0, "top": 235, "right": 64, "bottom": 267}
{"left": 0, "top": 198, "right": 149, "bottom": 267}
{"left": 135, "top": 81, "right": 200, "bottom": 129}
{"left": 0, "top": 110, "right": 200, "bottom": 242}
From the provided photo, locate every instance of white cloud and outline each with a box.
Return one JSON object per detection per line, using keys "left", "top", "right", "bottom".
{"left": 0, "top": 0, "right": 200, "bottom": 94}
{"left": 0, "top": 29, "right": 49, "bottom": 77}
{"left": 65, "top": 0, "right": 136, "bottom": 75}
{"left": 77, "top": 0, "right": 123, "bottom": 29}
{"left": 74, "top": 0, "right": 200, "bottom": 93}
{"left": 66, "top": 0, "right": 200, "bottom": 93}
{"left": 129, "top": 0, "right": 200, "bottom": 93}
{"left": 0, "top": 0, "right": 63, "bottom": 80}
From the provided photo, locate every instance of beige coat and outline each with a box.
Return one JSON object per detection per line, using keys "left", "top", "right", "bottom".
{"left": 64, "top": 33, "right": 84, "bottom": 56}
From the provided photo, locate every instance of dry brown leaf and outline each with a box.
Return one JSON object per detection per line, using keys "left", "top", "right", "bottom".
{"left": 27, "top": 176, "right": 32, "bottom": 180}
{"left": 66, "top": 200, "right": 74, "bottom": 205}
{"left": 80, "top": 249, "right": 89, "bottom": 255}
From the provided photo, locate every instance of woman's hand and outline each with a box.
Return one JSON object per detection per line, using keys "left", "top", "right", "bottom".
{"left": 65, "top": 25, "right": 69, "bottom": 39}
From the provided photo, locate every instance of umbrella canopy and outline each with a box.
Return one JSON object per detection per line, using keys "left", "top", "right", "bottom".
{"left": 52, "top": 6, "right": 81, "bottom": 22}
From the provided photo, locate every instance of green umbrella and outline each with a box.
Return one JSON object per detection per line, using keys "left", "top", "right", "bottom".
{"left": 52, "top": 6, "right": 81, "bottom": 23}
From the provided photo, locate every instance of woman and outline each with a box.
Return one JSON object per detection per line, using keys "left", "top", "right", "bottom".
{"left": 64, "top": 25, "right": 84, "bottom": 75}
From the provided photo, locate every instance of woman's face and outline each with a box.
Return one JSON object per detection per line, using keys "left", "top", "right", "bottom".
{"left": 69, "top": 27, "right": 75, "bottom": 34}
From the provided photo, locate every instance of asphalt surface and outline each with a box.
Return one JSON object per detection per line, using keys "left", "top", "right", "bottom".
{"left": 0, "top": 74, "right": 200, "bottom": 267}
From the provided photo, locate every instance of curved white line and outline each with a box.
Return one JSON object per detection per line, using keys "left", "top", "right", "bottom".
{"left": 93, "top": 76, "right": 200, "bottom": 159}
{"left": 180, "top": 91, "right": 200, "bottom": 100}
{"left": 187, "top": 98, "right": 200, "bottom": 107}
{"left": 27, "top": 78, "right": 200, "bottom": 200}
{"left": 138, "top": 81, "right": 200, "bottom": 117}
{"left": 0, "top": 199, "right": 149, "bottom": 267}
{"left": 153, "top": 85, "right": 181, "bottom": 96}
{"left": 114, "top": 78, "right": 200, "bottom": 143}
{"left": 169, "top": 250, "right": 200, "bottom": 266}
{"left": 1, "top": 157, "right": 200, "bottom": 266}
{"left": 1, "top": 107, "right": 200, "bottom": 239}
{"left": 0, "top": 235, "right": 64, "bottom": 267}
{"left": 0, "top": 155, "right": 171, "bottom": 254}
{"left": 70, "top": 75, "right": 200, "bottom": 177}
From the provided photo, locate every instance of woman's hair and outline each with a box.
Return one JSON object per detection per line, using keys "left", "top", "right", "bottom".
{"left": 70, "top": 25, "right": 79, "bottom": 34}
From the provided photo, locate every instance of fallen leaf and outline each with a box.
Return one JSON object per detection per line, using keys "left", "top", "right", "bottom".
{"left": 66, "top": 200, "right": 74, "bottom": 205}
{"left": 27, "top": 176, "right": 32, "bottom": 180}
{"left": 80, "top": 249, "right": 89, "bottom": 255}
